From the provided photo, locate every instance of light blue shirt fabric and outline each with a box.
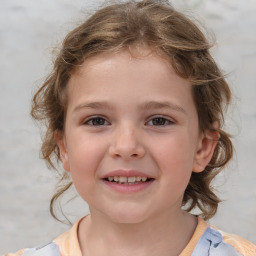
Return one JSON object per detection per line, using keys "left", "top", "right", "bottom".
{"left": 21, "top": 243, "right": 61, "bottom": 256}
{"left": 192, "top": 227, "right": 242, "bottom": 256}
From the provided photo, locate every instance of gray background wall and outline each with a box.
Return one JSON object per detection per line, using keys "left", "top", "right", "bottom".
{"left": 0, "top": 0, "right": 255, "bottom": 254}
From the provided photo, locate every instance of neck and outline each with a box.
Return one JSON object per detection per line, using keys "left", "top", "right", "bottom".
{"left": 78, "top": 209, "right": 197, "bottom": 256}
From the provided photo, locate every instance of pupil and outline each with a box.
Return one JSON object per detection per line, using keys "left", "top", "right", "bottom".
{"left": 153, "top": 118, "right": 165, "bottom": 125}
{"left": 93, "top": 118, "right": 104, "bottom": 125}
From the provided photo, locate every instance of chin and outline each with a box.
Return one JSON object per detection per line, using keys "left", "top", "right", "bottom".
{"left": 90, "top": 200, "right": 153, "bottom": 224}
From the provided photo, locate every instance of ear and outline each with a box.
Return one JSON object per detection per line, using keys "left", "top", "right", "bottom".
{"left": 54, "top": 131, "right": 70, "bottom": 172}
{"left": 193, "top": 128, "right": 220, "bottom": 173}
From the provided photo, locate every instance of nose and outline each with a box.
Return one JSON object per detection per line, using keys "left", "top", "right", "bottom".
{"left": 108, "top": 123, "right": 146, "bottom": 160}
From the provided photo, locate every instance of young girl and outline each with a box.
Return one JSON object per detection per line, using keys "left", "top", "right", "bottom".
{"left": 6, "top": 0, "right": 255, "bottom": 255}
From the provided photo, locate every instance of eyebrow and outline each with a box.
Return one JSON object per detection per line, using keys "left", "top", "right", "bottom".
{"left": 73, "top": 101, "right": 114, "bottom": 112}
{"left": 140, "top": 101, "right": 187, "bottom": 115}
{"left": 73, "top": 100, "right": 187, "bottom": 115}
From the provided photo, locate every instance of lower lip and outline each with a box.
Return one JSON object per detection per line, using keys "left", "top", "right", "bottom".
{"left": 102, "top": 179, "right": 154, "bottom": 193}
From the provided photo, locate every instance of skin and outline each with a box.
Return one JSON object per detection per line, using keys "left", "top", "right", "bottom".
{"left": 56, "top": 49, "right": 218, "bottom": 256}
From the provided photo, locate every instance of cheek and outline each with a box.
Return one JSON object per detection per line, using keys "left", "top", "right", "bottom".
{"left": 156, "top": 138, "right": 195, "bottom": 198}
{"left": 67, "top": 134, "right": 108, "bottom": 179}
{"left": 67, "top": 139, "right": 106, "bottom": 200}
{"left": 153, "top": 134, "right": 196, "bottom": 177}
{"left": 157, "top": 134, "right": 195, "bottom": 161}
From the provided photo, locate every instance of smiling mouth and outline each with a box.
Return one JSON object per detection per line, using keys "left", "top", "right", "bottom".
{"left": 103, "top": 176, "right": 154, "bottom": 185}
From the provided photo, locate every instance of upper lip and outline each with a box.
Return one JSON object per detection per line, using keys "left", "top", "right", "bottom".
{"left": 101, "top": 169, "right": 154, "bottom": 179}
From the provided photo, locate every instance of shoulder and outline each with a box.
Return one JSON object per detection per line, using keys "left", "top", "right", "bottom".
{"left": 4, "top": 242, "right": 61, "bottom": 256}
{"left": 190, "top": 217, "right": 256, "bottom": 256}
{"left": 217, "top": 228, "right": 256, "bottom": 256}
{"left": 4, "top": 218, "right": 83, "bottom": 256}
{"left": 194, "top": 220, "right": 256, "bottom": 256}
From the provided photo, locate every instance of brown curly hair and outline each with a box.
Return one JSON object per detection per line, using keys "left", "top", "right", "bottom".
{"left": 31, "top": 0, "right": 233, "bottom": 221}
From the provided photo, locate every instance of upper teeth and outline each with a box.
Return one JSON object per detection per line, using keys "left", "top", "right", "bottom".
{"left": 108, "top": 176, "right": 148, "bottom": 183}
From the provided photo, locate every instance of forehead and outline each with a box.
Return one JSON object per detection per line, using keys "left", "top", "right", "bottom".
{"left": 67, "top": 49, "right": 193, "bottom": 109}
{"left": 69, "top": 48, "right": 182, "bottom": 88}
{"left": 72, "top": 46, "right": 171, "bottom": 75}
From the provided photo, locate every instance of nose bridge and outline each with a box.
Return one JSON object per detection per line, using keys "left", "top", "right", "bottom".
{"left": 115, "top": 121, "right": 139, "bottom": 148}
{"left": 110, "top": 121, "right": 145, "bottom": 159}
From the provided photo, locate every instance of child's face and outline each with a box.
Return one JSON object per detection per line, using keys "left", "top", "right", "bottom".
{"left": 57, "top": 49, "right": 216, "bottom": 223}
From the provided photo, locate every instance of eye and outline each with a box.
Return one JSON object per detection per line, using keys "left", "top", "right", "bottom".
{"left": 84, "top": 117, "right": 110, "bottom": 126}
{"left": 147, "top": 116, "right": 174, "bottom": 126}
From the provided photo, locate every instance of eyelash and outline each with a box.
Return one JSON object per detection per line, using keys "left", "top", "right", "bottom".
{"left": 83, "top": 116, "right": 174, "bottom": 127}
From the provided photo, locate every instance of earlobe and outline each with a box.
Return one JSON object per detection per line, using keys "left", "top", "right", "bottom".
{"left": 193, "top": 129, "right": 219, "bottom": 173}
{"left": 54, "top": 131, "right": 70, "bottom": 172}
